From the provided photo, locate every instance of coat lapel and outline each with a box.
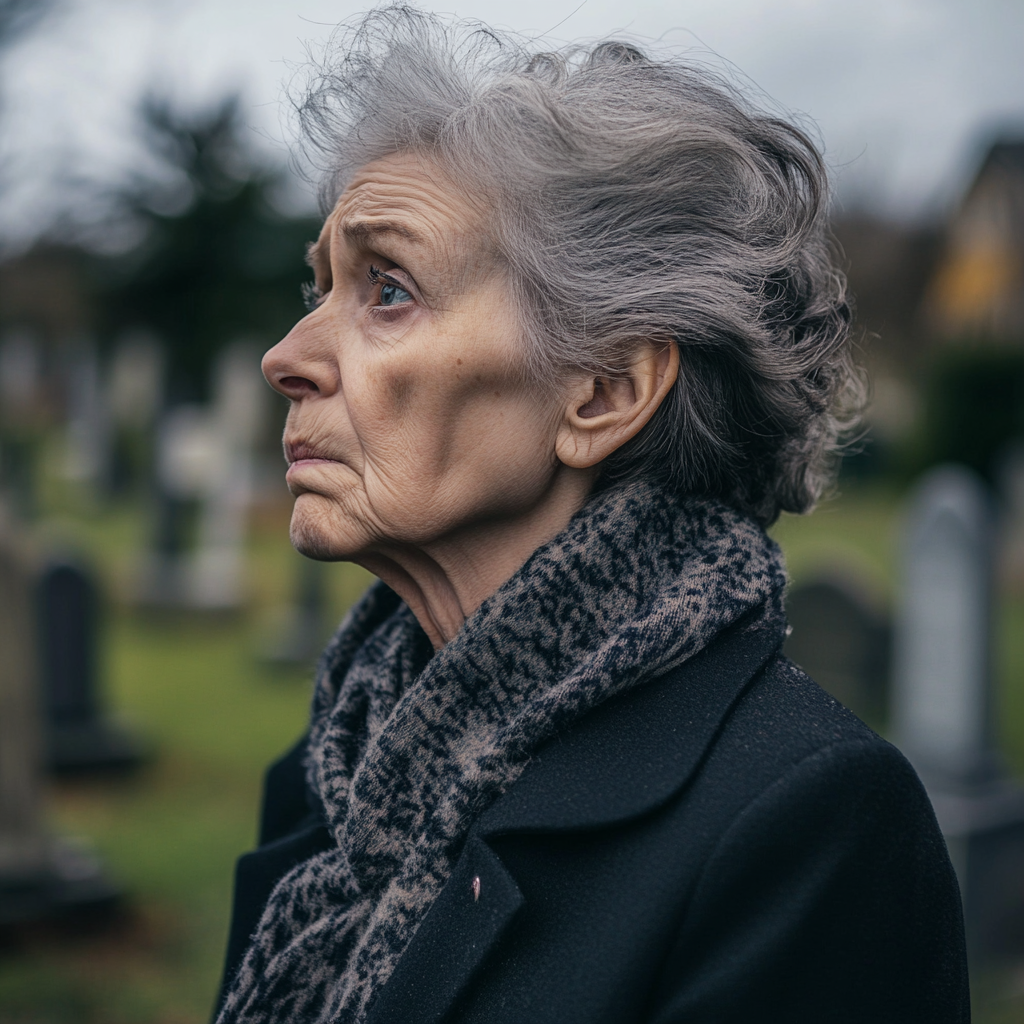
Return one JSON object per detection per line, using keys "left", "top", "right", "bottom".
{"left": 479, "top": 614, "right": 784, "bottom": 834}
{"left": 366, "top": 615, "right": 784, "bottom": 1024}
{"left": 364, "top": 836, "right": 524, "bottom": 1024}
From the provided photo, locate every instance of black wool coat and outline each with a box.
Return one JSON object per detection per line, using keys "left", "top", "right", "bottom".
{"left": 215, "top": 620, "right": 970, "bottom": 1024}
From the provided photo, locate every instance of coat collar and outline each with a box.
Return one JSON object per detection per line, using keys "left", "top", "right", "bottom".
{"left": 477, "top": 611, "right": 786, "bottom": 834}
{"left": 365, "top": 613, "right": 785, "bottom": 1024}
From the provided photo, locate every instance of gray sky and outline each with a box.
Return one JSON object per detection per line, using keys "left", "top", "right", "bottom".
{"left": 2, "top": 0, "right": 1022, "bottom": 244}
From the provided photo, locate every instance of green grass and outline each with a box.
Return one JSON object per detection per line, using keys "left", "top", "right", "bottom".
{"left": 772, "top": 483, "right": 1024, "bottom": 777}
{"left": 0, "top": 492, "right": 372, "bottom": 1024}
{"left": 1, "top": 480, "right": 1022, "bottom": 1021}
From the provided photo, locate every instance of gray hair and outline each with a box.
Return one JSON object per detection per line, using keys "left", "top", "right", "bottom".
{"left": 294, "top": 5, "right": 864, "bottom": 525}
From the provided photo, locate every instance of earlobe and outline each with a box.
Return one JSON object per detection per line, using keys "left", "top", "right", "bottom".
{"left": 555, "top": 340, "right": 678, "bottom": 469}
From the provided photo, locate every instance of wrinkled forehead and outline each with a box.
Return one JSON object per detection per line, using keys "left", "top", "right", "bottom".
{"left": 309, "top": 153, "right": 499, "bottom": 287}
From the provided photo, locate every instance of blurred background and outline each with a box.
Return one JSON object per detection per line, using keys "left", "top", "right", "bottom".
{"left": 0, "top": 0, "right": 1022, "bottom": 1021}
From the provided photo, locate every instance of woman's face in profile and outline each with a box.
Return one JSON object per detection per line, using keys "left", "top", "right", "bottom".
{"left": 262, "top": 153, "right": 567, "bottom": 562}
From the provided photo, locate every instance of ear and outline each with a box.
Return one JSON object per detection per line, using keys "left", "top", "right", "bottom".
{"left": 555, "top": 339, "right": 679, "bottom": 469}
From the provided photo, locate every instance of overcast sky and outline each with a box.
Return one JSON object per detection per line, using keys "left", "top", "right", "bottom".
{"left": 1, "top": 0, "right": 1022, "bottom": 244}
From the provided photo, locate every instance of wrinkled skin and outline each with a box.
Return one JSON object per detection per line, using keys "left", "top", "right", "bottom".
{"left": 262, "top": 153, "right": 677, "bottom": 647}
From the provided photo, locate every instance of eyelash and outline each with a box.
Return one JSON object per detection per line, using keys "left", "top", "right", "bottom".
{"left": 301, "top": 281, "right": 323, "bottom": 313}
{"left": 367, "top": 265, "right": 407, "bottom": 294}
{"left": 301, "top": 266, "right": 413, "bottom": 314}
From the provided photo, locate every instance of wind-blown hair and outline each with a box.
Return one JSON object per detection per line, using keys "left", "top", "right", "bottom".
{"left": 295, "top": 5, "right": 864, "bottom": 525}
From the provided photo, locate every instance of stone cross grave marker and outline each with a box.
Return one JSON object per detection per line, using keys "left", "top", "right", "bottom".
{"left": 142, "top": 342, "right": 267, "bottom": 609}
{"left": 190, "top": 342, "right": 268, "bottom": 609}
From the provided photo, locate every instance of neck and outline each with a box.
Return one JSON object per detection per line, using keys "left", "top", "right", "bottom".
{"left": 356, "top": 471, "right": 597, "bottom": 649}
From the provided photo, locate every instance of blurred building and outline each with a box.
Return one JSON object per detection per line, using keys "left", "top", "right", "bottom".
{"left": 923, "top": 140, "right": 1024, "bottom": 344}
{"left": 833, "top": 213, "right": 941, "bottom": 377}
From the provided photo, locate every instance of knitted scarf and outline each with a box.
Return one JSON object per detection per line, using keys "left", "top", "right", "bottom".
{"left": 218, "top": 480, "right": 786, "bottom": 1024}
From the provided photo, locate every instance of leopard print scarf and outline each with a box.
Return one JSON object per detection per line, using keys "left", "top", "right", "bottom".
{"left": 218, "top": 480, "right": 786, "bottom": 1023}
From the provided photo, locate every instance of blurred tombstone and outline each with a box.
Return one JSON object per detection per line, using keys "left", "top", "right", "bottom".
{"left": 62, "top": 336, "right": 112, "bottom": 496}
{"left": 892, "top": 464, "right": 1024, "bottom": 961}
{"left": 191, "top": 342, "right": 267, "bottom": 609}
{"left": 783, "top": 576, "right": 889, "bottom": 728}
{"left": 0, "top": 328, "right": 40, "bottom": 410}
{"left": 141, "top": 403, "right": 213, "bottom": 605}
{"left": 38, "top": 559, "right": 146, "bottom": 774}
{"left": 893, "top": 465, "right": 998, "bottom": 784}
{"left": 108, "top": 331, "right": 163, "bottom": 495}
{"left": 262, "top": 556, "right": 329, "bottom": 666}
{"left": 0, "top": 328, "right": 42, "bottom": 518}
{"left": 0, "top": 515, "right": 47, "bottom": 891}
{"left": 996, "top": 441, "right": 1024, "bottom": 595}
{"left": 139, "top": 342, "right": 267, "bottom": 610}
{"left": 0, "top": 514, "right": 119, "bottom": 927}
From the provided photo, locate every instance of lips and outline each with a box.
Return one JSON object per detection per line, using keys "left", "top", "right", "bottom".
{"left": 285, "top": 440, "right": 345, "bottom": 468}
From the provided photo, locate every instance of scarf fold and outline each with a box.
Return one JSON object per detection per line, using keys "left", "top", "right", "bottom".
{"left": 218, "top": 481, "right": 786, "bottom": 1024}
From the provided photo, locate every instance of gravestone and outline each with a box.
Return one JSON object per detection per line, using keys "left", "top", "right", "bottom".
{"left": 141, "top": 403, "right": 211, "bottom": 606}
{"left": 108, "top": 331, "right": 163, "bottom": 496}
{"left": 892, "top": 465, "right": 998, "bottom": 786}
{"left": 996, "top": 441, "right": 1024, "bottom": 596}
{"left": 38, "top": 560, "right": 146, "bottom": 774}
{"left": 892, "top": 464, "right": 1024, "bottom": 960}
{"left": 62, "top": 337, "right": 111, "bottom": 494}
{"left": 0, "top": 517, "right": 119, "bottom": 926}
{"left": 262, "top": 556, "right": 329, "bottom": 666}
{"left": 0, "top": 515, "right": 47, "bottom": 891}
{"left": 0, "top": 329, "right": 42, "bottom": 519}
{"left": 139, "top": 343, "right": 266, "bottom": 610}
{"left": 783, "top": 576, "right": 889, "bottom": 729}
{"left": 191, "top": 343, "right": 267, "bottom": 609}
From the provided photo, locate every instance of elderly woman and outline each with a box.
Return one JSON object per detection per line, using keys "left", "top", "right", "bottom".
{"left": 214, "top": 8, "right": 967, "bottom": 1023}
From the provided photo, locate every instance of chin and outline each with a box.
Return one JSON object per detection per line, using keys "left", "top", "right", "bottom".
{"left": 289, "top": 495, "right": 358, "bottom": 561}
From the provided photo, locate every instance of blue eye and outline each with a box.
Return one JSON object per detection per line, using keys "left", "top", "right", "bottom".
{"left": 379, "top": 282, "right": 412, "bottom": 306}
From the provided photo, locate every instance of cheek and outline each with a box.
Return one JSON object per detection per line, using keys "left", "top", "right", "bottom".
{"left": 353, "top": 358, "right": 467, "bottom": 462}
{"left": 377, "top": 362, "right": 416, "bottom": 416}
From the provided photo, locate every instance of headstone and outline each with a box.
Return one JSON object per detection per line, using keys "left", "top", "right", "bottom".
{"left": 892, "top": 464, "right": 1024, "bottom": 961}
{"left": 262, "top": 556, "right": 329, "bottom": 666}
{"left": 38, "top": 560, "right": 146, "bottom": 774}
{"left": 0, "top": 515, "right": 119, "bottom": 927}
{"left": 109, "top": 332, "right": 163, "bottom": 431}
{"left": 892, "top": 465, "right": 998, "bottom": 786}
{"left": 108, "top": 331, "right": 163, "bottom": 496}
{"left": 0, "top": 517, "right": 47, "bottom": 886}
{"left": 784, "top": 576, "right": 889, "bottom": 728}
{"left": 138, "top": 343, "right": 267, "bottom": 610}
{"left": 62, "top": 336, "right": 112, "bottom": 494}
{"left": 141, "top": 403, "right": 214, "bottom": 606}
{"left": 191, "top": 343, "right": 267, "bottom": 609}
{"left": 0, "top": 329, "right": 42, "bottom": 519}
{"left": 996, "top": 441, "right": 1024, "bottom": 596}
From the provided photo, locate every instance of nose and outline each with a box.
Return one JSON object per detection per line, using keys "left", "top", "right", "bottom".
{"left": 262, "top": 316, "right": 340, "bottom": 401}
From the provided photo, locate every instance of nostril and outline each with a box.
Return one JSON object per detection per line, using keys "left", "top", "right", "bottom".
{"left": 278, "top": 375, "right": 320, "bottom": 397}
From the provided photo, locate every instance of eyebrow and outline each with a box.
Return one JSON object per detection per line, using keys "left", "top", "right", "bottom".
{"left": 340, "top": 219, "right": 422, "bottom": 247}
{"left": 305, "top": 235, "right": 329, "bottom": 276}
{"left": 305, "top": 219, "right": 424, "bottom": 281}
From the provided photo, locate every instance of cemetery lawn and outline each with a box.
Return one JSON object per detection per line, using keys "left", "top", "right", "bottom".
{"left": 0, "top": 499, "right": 373, "bottom": 1024}
{"left": 0, "top": 483, "right": 1022, "bottom": 1022}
